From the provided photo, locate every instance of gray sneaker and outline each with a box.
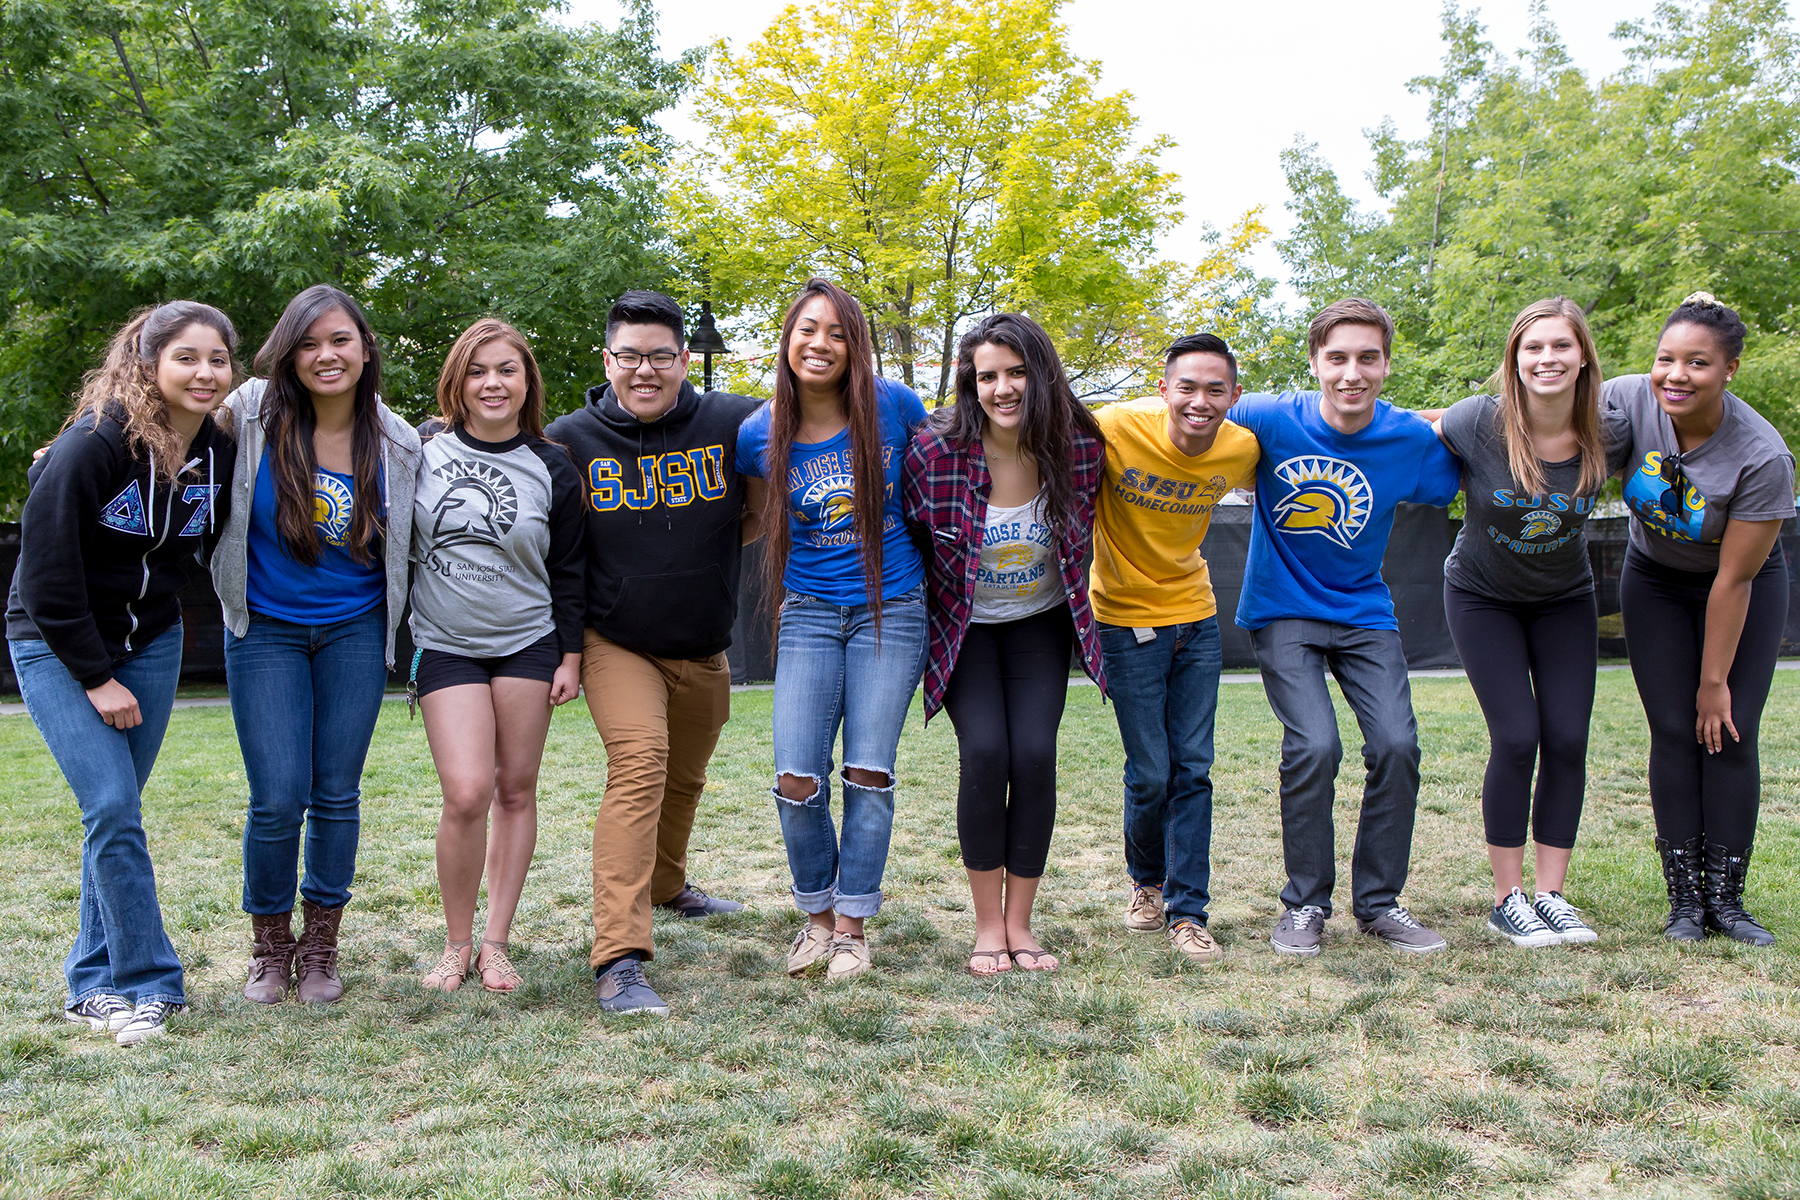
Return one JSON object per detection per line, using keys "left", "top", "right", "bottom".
{"left": 594, "top": 958, "right": 670, "bottom": 1016}
{"left": 1357, "top": 906, "right": 1448, "bottom": 954}
{"left": 656, "top": 883, "right": 745, "bottom": 919}
{"left": 1271, "top": 905, "right": 1326, "bottom": 956}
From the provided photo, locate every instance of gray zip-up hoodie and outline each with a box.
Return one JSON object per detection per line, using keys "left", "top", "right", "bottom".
{"left": 211, "top": 378, "right": 423, "bottom": 667}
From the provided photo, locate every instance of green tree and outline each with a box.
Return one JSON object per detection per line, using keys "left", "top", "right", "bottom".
{"left": 1272, "top": 0, "right": 1800, "bottom": 433}
{"left": 0, "top": 0, "right": 692, "bottom": 508}
{"left": 671, "top": 0, "right": 1263, "bottom": 401}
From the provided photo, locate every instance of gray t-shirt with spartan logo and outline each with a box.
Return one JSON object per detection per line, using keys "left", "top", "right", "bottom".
{"left": 409, "top": 425, "right": 587, "bottom": 660}
{"left": 1604, "top": 374, "right": 1796, "bottom": 573}
{"left": 1439, "top": 393, "right": 1606, "bottom": 603}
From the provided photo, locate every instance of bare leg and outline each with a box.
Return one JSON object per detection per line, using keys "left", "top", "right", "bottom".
{"left": 479, "top": 675, "right": 554, "bottom": 947}
{"left": 966, "top": 867, "right": 1009, "bottom": 974}
{"left": 1003, "top": 873, "right": 1056, "bottom": 969}
{"left": 422, "top": 684, "right": 500, "bottom": 946}
{"left": 1533, "top": 844, "right": 1574, "bottom": 896}
{"left": 1488, "top": 843, "right": 1526, "bottom": 905}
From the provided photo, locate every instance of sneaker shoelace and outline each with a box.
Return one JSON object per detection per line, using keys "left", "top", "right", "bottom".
{"left": 1534, "top": 892, "right": 1584, "bottom": 930}
{"left": 1500, "top": 891, "right": 1549, "bottom": 933}
{"left": 1385, "top": 906, "right": 1428, "bottom": 930}
{"left": 1289, "top": 906, "right": 1324, "bottom": 932}
{"left": 129, "top": 999, "right": 180, "bottom": 1025}
{"left": 79, "top": 995, "right": 132, "bottom": 1018}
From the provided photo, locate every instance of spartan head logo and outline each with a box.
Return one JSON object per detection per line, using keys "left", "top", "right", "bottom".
{"left": 430, "top": 459, "right": 519, "bottom": 548}
{"left": 799, "top": 473, "right": 857, "bottom": 532}
{"left": 313, "top": 472, "right": 355, "bottom": 547}
{"left": 1271, "top": 456, "right": 1372, "bottom": 549}
{"left": 1519, "top": 510, "right": 1561, "bottom": 540}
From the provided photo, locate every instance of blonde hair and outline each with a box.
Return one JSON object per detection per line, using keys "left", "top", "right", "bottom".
{"left": 1483, "top": 297, "right": 1606, "bottom": 497}
{"left": 66, "top": 302, "right": 238, "bottom": 479}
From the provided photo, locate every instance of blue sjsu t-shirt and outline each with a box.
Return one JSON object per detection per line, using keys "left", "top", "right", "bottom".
{"left": 735, "top": 378, "right": 928, "bottom": 605}
{"left": 1228, "top": 392, "right": 1461, "bottom": 631}
{"left": 245, "top": 450, "right": 386, "bottom": 625}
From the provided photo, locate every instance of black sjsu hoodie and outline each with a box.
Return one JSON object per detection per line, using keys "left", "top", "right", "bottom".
{"left": 545, "top": 381, "right": 759, "bottom": 660}
{"left": 6, "top": 410, "right": 234, "bottom": 687}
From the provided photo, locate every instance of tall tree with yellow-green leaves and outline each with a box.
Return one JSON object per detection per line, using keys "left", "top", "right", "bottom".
{"left": 671, "top": 0, "right": 1268, "bottom": 401}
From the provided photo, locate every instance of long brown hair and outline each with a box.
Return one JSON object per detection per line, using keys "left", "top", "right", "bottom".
{"left": 756, "top": 278, "right": 887, "bottom": 617}
{"left": 1483, "top": 297, "right": 1606, "bottom": 497}
{"left": 435, "top": 318, "right": 545, "bottom": 436}
{"left": 67, "top": 301, "right": 238, "bottom": 477}
{"left": 253, "top": 285, "right": 388, "bottom": 566}
{"left": 934, "top": 312, "right": 1104, "bottom": 539}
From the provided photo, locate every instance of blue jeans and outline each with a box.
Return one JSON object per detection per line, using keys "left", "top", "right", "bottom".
{"left": 1100, "top": 619, "right": 1223, "bottom": 926}
{"left": 771, "top": 586, "right": 927, "bottom": 919}
{"left": 12, "top": 625, "right": 185, "bottom": 1007}
{"left": 1249, "top": 619, "right": 1419, "bottom": 921}
{"left": 225, "top": 608, "right": 388, "bottom": 914}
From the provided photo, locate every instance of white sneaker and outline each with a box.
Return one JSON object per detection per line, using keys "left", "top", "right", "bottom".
{"left": 64, "top": 993, "right": 133, "bottom": 1033}
{"left": 115, "top": 999, "right": 184, "bottom": 1047}
{"left": 1533, "top": 891, "right": 1598, "bottom": 944}
{"left": 1487, "top": 889, "right": 1560, "bottom": 948}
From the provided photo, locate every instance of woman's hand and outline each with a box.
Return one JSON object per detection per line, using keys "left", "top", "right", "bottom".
{"left": 86, "top": 679, "right": 142, "bottom": 729}
{"left": 549, "top": 653, "right": 582, "bottom": 706}
{"left": 1695, "top": 679, "right": 1738, "bottom": 754}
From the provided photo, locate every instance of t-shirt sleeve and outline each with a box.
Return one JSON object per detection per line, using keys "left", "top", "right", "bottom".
{"left": 882, "top": 379, "right": 929, "bottom": 433}
{"left": 535, "top": 444, "right": 589, "bottom": 654}
{"left": 1730, "top": 454, "right": 1798, "bottom": 523}
{"left": 1227, "top": 393, "right": 1276, "bottom": 439}
{"left": 1409, "top": 420, "right": 1464, "bottom": 506}
{"left": 734, "top": 408, "right": 768, "bottom": 478}
{"left": 1228, "top": 426, "right": 1261, "bottom": 489}
{"left": 1436, "top": 395, "right": 1487, "bottom": 461}
{"left": 1602, "top": 377, "right": 1638, "bottom": 476}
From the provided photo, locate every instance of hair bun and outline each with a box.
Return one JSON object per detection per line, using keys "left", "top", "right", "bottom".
{"left": 1680, "top": 290, "right": 1725, "bottom": 309}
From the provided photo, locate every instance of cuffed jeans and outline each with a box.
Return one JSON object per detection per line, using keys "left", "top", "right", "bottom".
{"left": 225, "top": 607, "right": 388, "bottom": 915}
{"left": 12, "top": 625, "right": 186, "bottom": 1007}
{"left": 1100, "top": 618, "right": 1223, "bottom": 925}
{"left": 583, "top": 631, "right": 731, "bottom": 967}
{"left": 1250, "top": 619, "right": 1419, "bottom": 921}
{"left": 771, "top": 586, "right": 927, "bottom": 919}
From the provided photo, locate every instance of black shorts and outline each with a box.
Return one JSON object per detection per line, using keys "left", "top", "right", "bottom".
{"left": 413, "top": 631, "right": 562, "bottom": 698}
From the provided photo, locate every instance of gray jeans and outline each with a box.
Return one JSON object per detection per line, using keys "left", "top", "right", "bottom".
{"left": 1249, "top": 620, "right": 1420, "bottom": 921}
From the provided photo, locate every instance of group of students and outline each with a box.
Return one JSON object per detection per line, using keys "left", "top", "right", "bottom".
{"left": 11, "top": 273, "right": 1788, "bottom": 1045}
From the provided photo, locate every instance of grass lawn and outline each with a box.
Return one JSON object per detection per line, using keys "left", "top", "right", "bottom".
{"left": 2, "top": 671, "right": 1798, "bottom": 1199}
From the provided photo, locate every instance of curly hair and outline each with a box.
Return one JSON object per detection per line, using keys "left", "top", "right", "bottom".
{"left": 65, "top": 301, "right": 239, "bottom": 477}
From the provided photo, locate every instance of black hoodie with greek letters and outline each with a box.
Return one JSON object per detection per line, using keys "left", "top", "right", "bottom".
{"left": 5, "top": 410, "right": 233, "bottom": 687}
{"left": 544, "top": 381, "right": 758, "bottom": 660}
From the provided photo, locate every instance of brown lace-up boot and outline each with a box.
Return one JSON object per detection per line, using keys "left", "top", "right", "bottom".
{"left": 295, "top": 900, "right": 346, "bottom": 1004}
{"left": 244, "top": 912, "right": 296, "bottom": 1004}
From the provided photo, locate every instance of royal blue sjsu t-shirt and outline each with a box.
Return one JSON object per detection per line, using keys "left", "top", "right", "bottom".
{"left": 735, "top": 378, "right": 928, "bottom": 605}
{"left": 245, "top": 450, "right": 386, "bottom": 625}
{"left": 1228, "top": 392, "right": 1461, "bottom": 631}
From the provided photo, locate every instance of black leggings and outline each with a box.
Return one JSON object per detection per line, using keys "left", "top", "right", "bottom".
{"left": 941, "top": 604, "right": 1074, "bottom": 877}
{"left": 1444, "top": 583, "right": 1597, "bottom": 849}
{"left": 1620, "top": 545, "right": 1787, "bottom": 854}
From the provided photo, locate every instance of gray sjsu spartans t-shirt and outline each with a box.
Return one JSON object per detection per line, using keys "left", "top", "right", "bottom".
{"left": 1439, "top": 394, "right": 1604, "bottom": 602}
{"left": 1604, "top": 374, "right": 1796, "bottom": 573}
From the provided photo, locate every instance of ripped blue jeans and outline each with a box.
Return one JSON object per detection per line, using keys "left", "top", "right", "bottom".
{"left": 771, "top": 586, "right": 927, "bottom": 919}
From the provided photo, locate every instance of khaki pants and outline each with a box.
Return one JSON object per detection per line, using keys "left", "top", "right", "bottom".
{"left": 583, "top": 631, "right": 730, "bottom": 968}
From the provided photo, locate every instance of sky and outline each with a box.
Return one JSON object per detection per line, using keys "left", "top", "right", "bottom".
{"left": 564, "top": 0, "right": 1661, "bottom": 286}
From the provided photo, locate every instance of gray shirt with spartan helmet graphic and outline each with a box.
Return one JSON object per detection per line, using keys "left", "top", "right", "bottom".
{"left": 409, "top": 424, "right": 587, "bottom": 659}
{"left": 1438, "top": 393, "right": 1610, "bottom": 603}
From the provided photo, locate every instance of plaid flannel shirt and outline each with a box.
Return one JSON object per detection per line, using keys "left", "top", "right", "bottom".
{"left": 901, "top": 424, "right": 1107, "bottom": 722}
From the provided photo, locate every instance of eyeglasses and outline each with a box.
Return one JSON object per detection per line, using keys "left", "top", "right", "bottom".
{"left": 1658, "top": 451, "right": 1687, "bottom": 518}
{"left": 608, "top": 350, "right": 680, "bottom": 370}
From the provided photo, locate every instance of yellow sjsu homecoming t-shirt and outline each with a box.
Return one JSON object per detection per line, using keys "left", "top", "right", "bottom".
{"left": 1089, "top": 398, "right": 1261, "bottom": 627}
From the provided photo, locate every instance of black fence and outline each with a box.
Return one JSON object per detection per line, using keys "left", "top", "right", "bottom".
{"left": 5, "top": 511, "right": 1800, "bottom": 691}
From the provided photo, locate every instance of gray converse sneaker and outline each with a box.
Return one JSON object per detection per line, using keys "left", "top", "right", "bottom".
{"left": 1488, "top": 888, "right": 1561, "bottom": 948}
{"left": 1533, "top": 891, "right": 1598, "bottom": 944}
{"left": 1357, "top": 906, "right": 1447, "bottom": 954}
{"left": 594, "top": 958, "right": 670, "bottom": 1016}
{"left": 1271, "top": 905, "right": 1326, "bottom": 956}
{"left": 115, "top": 999, "right": 184, "bottom": 1047}
{"left": 656, "top": 883, "right": 745, "bottom": 919}
{"left": 64, "top": 993, "right": 133, "bottom": 1033}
